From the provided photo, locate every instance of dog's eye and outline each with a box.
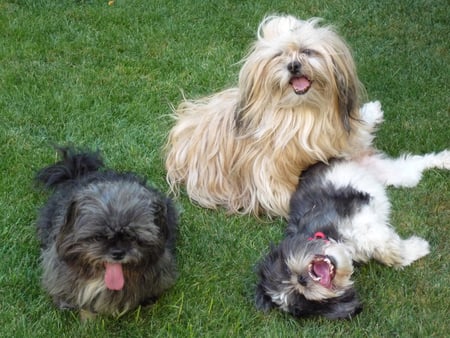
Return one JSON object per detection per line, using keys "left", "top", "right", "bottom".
{"left": 302, "top": 49, "right": 313, "bottom": 56}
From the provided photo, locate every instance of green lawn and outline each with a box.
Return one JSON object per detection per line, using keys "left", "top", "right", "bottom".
{"left": 1, "top": 0, "right": 449, "bottom": 336}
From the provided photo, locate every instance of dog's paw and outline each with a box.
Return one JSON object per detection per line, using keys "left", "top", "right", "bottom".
{"left": 400, "top": 236, "right": 430, "bottom": 267}
{"left": 432, "top": 149, "right": 450, "bottom": 170}
{"left": 360, "top": 101, "right": 384, "bottom": 127}
{"left": 80, "top": 309, "right": 97, "bottom": 321}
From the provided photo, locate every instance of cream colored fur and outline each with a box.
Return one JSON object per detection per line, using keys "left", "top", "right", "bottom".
{"left": 165, "top": 15, "right": 379, "bottom": 217}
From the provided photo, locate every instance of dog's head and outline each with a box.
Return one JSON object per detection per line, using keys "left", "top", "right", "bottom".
{"left": 255, "top": 234, "right": 361, "bottom": 319}
{"left": 236, "top": 15, "right": 362, "bottom": 132}
{"left": 55, "top": 179, "right": 172, "bottom": 291}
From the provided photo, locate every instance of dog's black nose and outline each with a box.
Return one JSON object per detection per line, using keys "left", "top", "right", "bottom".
{"left": 287, "top": 61, "right": 301, "bottom": 74}
{"left": 297, "top": 275, "right": 308, "bottom": 286}
{"left": 111, "top": 248, "right": 125, "bottom": 261}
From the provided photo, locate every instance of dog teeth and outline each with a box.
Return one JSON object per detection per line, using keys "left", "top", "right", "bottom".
{"left": 309, "top": 273, "right": 321, "bottom": 282}
{"left": 324, "top": 257, "right": 334, "bottom": 270}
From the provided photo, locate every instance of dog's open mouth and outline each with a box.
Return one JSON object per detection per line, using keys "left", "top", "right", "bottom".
{"left": 290, "top": 75, "right": 312, "bottom": 95}
{"left": 308, "top": 255, "right": 335, "bottom": 288}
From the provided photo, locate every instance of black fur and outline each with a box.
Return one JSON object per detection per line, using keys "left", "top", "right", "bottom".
{"left": 287, "top": 288, "right": 362, "bottom": 319}
{"left": 287, "top": 160, "right": 370, "bottom": 238}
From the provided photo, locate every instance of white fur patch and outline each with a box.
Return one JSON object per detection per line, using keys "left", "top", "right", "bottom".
{"left": 321, "top": 150, "right": 450, "bottom": 266}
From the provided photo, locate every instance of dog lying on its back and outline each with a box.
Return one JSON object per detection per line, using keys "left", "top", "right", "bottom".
{"left": 35, "top": 147, "right": 178, "bottom": 320}
{"left": 256, "top": 149, "right": 450, "bottom": 319}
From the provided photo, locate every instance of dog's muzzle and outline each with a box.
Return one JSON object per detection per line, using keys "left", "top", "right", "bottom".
{"left": 288, "top": 61, "right": 312, "bottom": 95}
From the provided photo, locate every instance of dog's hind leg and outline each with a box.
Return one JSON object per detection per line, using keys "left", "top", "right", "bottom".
{"left": 371, "top": 234, "right": 430, "bottom": 268}
{"left": 349, "top": 209, "right": 430, "bottom": 268}
{"left": 359, "top": 150, "right": 450, "bottom": 188}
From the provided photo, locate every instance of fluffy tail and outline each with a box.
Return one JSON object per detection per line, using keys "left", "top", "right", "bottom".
{"left": 36, "top": 146, "right": 104, "bottom": 188}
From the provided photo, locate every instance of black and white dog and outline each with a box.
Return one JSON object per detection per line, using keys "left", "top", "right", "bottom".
{"left": 255, "top": 149, "right": 449, "bottom": 319}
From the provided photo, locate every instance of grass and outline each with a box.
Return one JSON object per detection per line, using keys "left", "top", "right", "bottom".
{"left": 1, "top": 0, "right": 449, "bottom": 336}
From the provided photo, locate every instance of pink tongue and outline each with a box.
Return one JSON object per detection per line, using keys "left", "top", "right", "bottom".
{"left": 292, "top": 76, "right": 311, "bottom": 92}
{"left": 104, "top": 263, "right": 125, "bottom": 291}
{"left": 313, "top": 261, "right": 331, "bottom": 287}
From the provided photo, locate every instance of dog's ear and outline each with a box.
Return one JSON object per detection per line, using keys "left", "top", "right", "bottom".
{"left": 324, "top": 297, "right": 362, "bottom": 320}
{"left": 56, "top": 201, "right": 78, "bottom": 257}
{"left": 151, "top": 197, "right": 179, "bottom": 246}
{"left": 255, "top": 244, "right": 289, "bottom": 312}
{"left": 334, "top": 68, "right": 357, "bottom": 133}
{"left": 321, "top": 289, "right": 362, "bottom": 320}
{"left": 255, "top": 282, "right": 276, "bottom": 312}
{"left": 162, "top": 197, "right": 178, "bottom": 251}
{"left": 288, "top": 289, "right": 362, "bottom": 320}
{"left": 152, "top": 199, "right": 169, "bottom": 236}
{"left": 327, "top": 36, "right": 360, "bottom": 133}
{"left": 234, "top": 104, "right": 247, "bottom": 134}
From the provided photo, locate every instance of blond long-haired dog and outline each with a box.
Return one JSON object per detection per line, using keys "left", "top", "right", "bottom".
{"left": 166, "top": 15, "right": 379, "bottom": 217}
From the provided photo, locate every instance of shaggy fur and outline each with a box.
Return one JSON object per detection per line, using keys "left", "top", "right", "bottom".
{"left": 165, "top": 15, "right": 380, "bottom": 217}
{"left": 35, "top": 147, "right": 178, "bottom": 319}
{"left": 255, "top": 148, "right": 450, "bottom": 319}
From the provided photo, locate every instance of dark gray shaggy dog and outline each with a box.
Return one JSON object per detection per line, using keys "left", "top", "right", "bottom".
{"left": 35, "top": 147, "right": 178, "bottom": 320}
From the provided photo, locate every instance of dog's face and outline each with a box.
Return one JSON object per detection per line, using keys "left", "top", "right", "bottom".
{"left": 256, "top": 234, "right": 362, "bottom": 319}
{"left": 55, "top": 181, "right": 168, "bottom": 291}
{"left": 237, "top": 16, "right": 360, "bottom": 131}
